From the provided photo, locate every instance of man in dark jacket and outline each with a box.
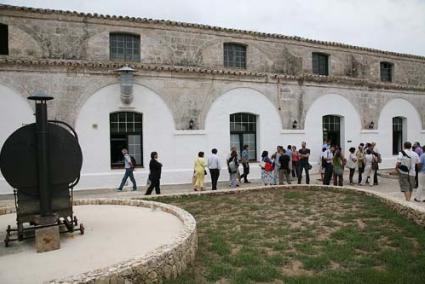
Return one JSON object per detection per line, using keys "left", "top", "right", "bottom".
{"left": 145, "top": 151, "right": 162, "bottom": 195}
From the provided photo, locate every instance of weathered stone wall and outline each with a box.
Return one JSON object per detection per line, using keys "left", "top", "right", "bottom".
{"left": 1, "top": 5, "right": 425, "bottom": 86}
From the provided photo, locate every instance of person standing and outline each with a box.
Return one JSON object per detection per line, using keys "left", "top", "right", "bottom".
{"left": 413, "top": 142, "right": 423, "bottom": 188}
{"left": 274, "top": 146, "right": 283, "bottom": 185}
{"left": 356, "top": 143, "right": 365, "bottom": 185}
{"left": 117, "top": 148, "right": 137, "bottom": 191}
{"left": 363, "top": 149, "right": 376, "bottom": 186}
{"left": 228, "top": 146, "right": 240, "bottom": 187}
{"left": 260, "top": 151, "right": 274, "bottom": 186}
{"left": 333, "top": 149, "right": 345, "bottom": 186}
{"left": 145, "top": 151, "right": 162, "bottom": 195}
{"left": 227, "top": 150, "right": 239, "bottom": 188}
{"left": 414, "top": 146, "right": 425, "bottom": 202}
{"left": 396, "top": 141, "right": 419, "bottom": 201}
{"left": 347, "top": 147, "right": 357, "bottom": 185}
{"left": 298, "top": 142, "right": 311, "bottom": 184}
{"left": 286, "top": 145, "right": 293, "bottom": 174}
{"left": 323, "top": 146, "right": 334, "bottom": 185}
{"left": 370, "top": 142, "right": 381, "bottom": 185}
{"left": 240, "top": 145, "right": 250, "bottom": 183}
{"left": 208, "top": 148, "right": 221, "bottom": 190}
{"left": 320, "top": 147, "right": 327, "bottom": 181}
{"left": 193, "top": 152, "right": 207, "bottom": 191}
{"left": 291, "top": 146, "right": 300, "bottom": 178}
{"left": 279, "top": 148, "right": 291, "bottom": 184}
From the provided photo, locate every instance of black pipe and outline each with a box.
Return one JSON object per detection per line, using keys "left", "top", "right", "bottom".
{"left": 35, "top": 102, "right": 51, "bottom": 216}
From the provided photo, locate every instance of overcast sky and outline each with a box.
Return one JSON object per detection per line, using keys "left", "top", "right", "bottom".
{"left": 2, "top": 0, "right": 425, "bottom": 56}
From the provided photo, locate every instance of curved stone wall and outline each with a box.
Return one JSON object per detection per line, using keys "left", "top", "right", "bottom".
{"left": 0, "top": 199, "right": 197, "bottom": 284}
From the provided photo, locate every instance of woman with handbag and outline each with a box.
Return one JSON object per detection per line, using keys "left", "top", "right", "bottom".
{"left": 332, "top": 149, "right": 345, "bottom": 186}
{"left": 227, "top": 150, "right": 239, "bottom": 188}
{"left": 193, "top": 151, "right": 207, "bottom": 191}
{"left": 260, "top": 151, "right": 274, "bottom": 186}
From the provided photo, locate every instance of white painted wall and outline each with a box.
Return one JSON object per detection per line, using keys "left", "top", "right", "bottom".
{"left": 304, "top": 94, "right": 362, "bottom": 166}
{"left": 0, "top": 84, "right": 35, "bottom": 194}
{"left": 377, "top": 98, "right": 424, "bottom": 168}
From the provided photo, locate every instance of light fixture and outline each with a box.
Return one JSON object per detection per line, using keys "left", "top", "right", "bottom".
{"left": 292, "top": 120, "right": 298, "bottom": 129}
{"left": 189, "top": 119, "right": 194, "bottom": 130}
{"left": 368, "top": 121, "right": 374, "bottom": 129}
{"left": 115, "top": 65, "right": 135, "bottom": 104}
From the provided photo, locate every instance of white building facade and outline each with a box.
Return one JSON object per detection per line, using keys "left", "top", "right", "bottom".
{"left": 0, "top": 5, "right": 424, "bottom": 193}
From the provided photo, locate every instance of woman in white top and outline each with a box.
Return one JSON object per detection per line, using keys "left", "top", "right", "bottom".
{"left": 347, "top": 147, "right": 357, "bottom": 185}
{"left": 363, "top": 149, "right": 376, "bottom": 186}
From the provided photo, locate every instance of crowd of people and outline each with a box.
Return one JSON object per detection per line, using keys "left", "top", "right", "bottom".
{"left": 115, "top": 140, "right": 425, "bottom": 203}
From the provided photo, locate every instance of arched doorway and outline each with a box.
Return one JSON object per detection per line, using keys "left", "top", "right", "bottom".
{"left": 322, "top": 115, "right": 344, "bottom": 148}
{"left": 392, "top": 116, "right": 406, "bottom": 155}
{"left": 230, "top": 112, "right": 257, "bottom": 160}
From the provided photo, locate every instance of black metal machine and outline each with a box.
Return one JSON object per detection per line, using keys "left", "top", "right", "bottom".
{"left": 0, "top": 92, "right": 84, "bottom": 246}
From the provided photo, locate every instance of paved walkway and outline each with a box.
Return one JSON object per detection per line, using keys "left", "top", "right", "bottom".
{"left": 1, "top": 172, "right": 424, "bottom": 213}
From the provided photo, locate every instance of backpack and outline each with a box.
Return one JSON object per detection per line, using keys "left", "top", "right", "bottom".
{"left": 130, "top": 156, "right": 137, "bottom": 168}
{"left": 399, "top": 151, "right": 411, "bottom": 173}
{"left": 376, "top": 152, "right": 382, "bottom": 163}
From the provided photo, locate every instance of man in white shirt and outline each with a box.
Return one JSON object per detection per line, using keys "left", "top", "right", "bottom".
{"left": 396, "top": 141, "right": 420, "bottom": 201}
{"left": 322, "top": 146, "right": 334, "bottom": 185}
{"left": 208, "top": 148, "right": 221, "bottom": 190}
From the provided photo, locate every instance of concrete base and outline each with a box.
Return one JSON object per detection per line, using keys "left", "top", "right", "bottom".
{"left": 35, "top": 226, "right": 60, "bottom": 253}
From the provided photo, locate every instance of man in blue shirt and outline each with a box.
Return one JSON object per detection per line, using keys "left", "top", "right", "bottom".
{"left": 414, "top": 146, "right": 425, "bottom": 202}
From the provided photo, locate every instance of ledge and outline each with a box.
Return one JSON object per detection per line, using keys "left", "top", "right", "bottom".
{"left": 174, "top": 130, "right": 207, "bottom": 136}
{"left": 280, "top": 129, "right": 306, "bottom": 135}
{"left": 360, "top": 129, "right": 380, "bottom": 134}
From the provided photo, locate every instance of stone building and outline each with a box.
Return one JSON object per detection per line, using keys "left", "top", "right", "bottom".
{"left": 0, "top": 4, "right": 424, "bottom": 193}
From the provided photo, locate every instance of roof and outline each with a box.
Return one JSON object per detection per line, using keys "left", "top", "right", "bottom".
{"left": 1, "top": 4, "right": 424, "bottom": 61}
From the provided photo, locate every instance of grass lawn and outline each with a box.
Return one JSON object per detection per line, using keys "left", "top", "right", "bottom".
{"left": 156, "top": 188, "right": 425, "bottom": 284}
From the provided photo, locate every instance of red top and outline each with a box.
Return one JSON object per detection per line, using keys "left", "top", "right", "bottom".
{"left": 292, "top": 151, "right": 300, "bottom": 162}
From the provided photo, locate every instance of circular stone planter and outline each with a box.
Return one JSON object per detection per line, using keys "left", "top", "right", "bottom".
{"left": 0, "top": 199, "right": 197, "bottom": 284}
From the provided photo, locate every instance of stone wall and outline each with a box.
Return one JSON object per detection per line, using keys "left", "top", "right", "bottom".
{"left": 1, "top": 4, "right": 425, "bottom": 86}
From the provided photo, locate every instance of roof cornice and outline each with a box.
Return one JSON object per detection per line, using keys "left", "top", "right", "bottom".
{"left": 0, "top": 57, "right": 424, "bottom": 92}
{"left": 1, "top": 4, "right": 425, "bottom": 61}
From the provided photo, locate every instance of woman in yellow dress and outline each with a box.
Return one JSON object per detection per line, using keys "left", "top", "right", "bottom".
{"left": 193, "top": 151, "right": 207, "bottom": 191}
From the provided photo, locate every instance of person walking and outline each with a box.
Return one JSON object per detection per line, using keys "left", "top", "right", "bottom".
{"left": 333, "top": 149, "right": 345, "bottom": 186}
{"left": 356, "top": 143, "right": 365, "bottom": 185}
{"left": 396, "top": 141, "right": 420, "bottom": 201}
{"left": 286, "top": 145, "right": 293, "bottom": 175}
{"left": 228, "top": 146, "right": 241, "bottom": 186}
{"left": 320, "top": 146, "right": 327, "bottom": 181}
{"left": 370, "top": 142, "right": 381, "bottom": 185}
{"left": 227, "top": 150, "right": 239, "bottom": 188}
{"left": 279, "top": 148, "right": 291, "bottom": 184}
{"left": 298, "top": 142, "right": 311, "bottom": 184}
{"left": 240, "top": 145, "right": 250, "bottom": 183}
{"left": 145, "top": 151, "right": 162, "bottom": 195}
{"left": 323, "top": 145, "right": 334, "bottom": 185}
{"left": 117, "top": 148, "right": 137, "bottom": 191}
{"left": 260, "top": 151, "right": 274, "bottom": 185}
{"left": 208, "top": 148, "right": 221, "bottom": 190}
{"left": 193, "top": 152, "right": 207, "bottom": 191}
{"left": 414, "top": 145, "right": 425, "bottom": 202}
{"left": 347, "top": 147, "right": 357, "bottom": 185}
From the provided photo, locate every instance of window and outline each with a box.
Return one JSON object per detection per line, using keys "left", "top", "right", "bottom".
{"left": 312, "top": 52, "right": 329, "bottom": 75}
{"left": 110, "top": 33, "right": 140, "bottom": 62}
{"left": 110, "top": 112, "right": 143, "bottom": 168}
{"left": 380, "top": 62, "right": 393, "bottom": 82}
{"left": 230, "top": 113, "right": 257, "bottom": 161}
{"left": 392, "top": 116, "right": 405, "bottom": 155}
{"left": 323, "top": 115, "right": 341, "bottom": 147}
{"left": 0, "top": 24, "right": 8, "bottom": 55}
{"left": 224, "top": 43, "right": 246, "bottom": 69}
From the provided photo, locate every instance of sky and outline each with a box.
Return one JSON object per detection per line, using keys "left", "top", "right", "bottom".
{"left": 2, "top": 0, "right": 425, "bottom": 56}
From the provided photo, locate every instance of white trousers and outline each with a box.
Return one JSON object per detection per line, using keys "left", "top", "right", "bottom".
{"left": 416, "top": 173, "right": 425, "bottom": 201}
{"left": 363, "top": 165, "right": 374, "bottom": 186}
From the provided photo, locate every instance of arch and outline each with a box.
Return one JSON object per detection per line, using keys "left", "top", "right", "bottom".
{"left": 205, "top": 87, "right": 281, "bottom": 161}
{"left": 377, "top": 98, "right": 422, "bottom": 156}
{"left": 304, "top": 94, "right": 362, "bottom": 159}
{"left": 0, "top": 84, "right": 34, "bottom": 148}
{"left": 75, "top": 83, "right": 175, "bottom": 175}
